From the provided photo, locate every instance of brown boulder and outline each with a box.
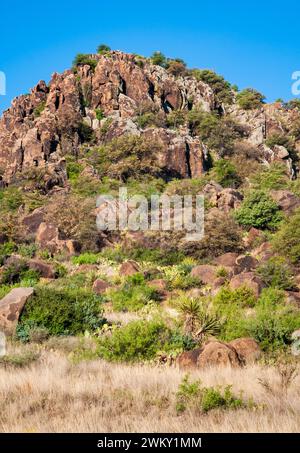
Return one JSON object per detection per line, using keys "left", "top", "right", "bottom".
{"left": 148, "top": 279, "right": 168, "bottom": 294}
{"left": 119, "top": 260, "right": 140, "bottom": 276}
{"left": 229, "top": 338, "right": 261, "bottom": 364}
{"left": 92, "top": 279, "right": 111, "bottom": 295}
{"left": 214, "top": 252, "right": 239, "bottom": 267}
{"left": 28, "top": 259, "right": 56, "bottom": 279}
{"left": 197, "top": 341, "right": 241, "bottom": 368}
{"left": 229, "top": 272, "right": 265, "bottom": 297}
{"left": 191, "top": 265, "right": 217, "bottom": 285}
{"left": 217, "top": 188, "right": 243, "bottom": 212}
{"left": 270, "top": 189, "right": 300, "bottom": 214}
{"left": 21, "top": 208, "right": 45, "bottom": 236}
{"left": 0, "top": 287, "right": 34, "bottom": 335}
{"left": 235, "top": 254, "right": 259, "bottom": 273}
{"left": 178, "top": 348, "right": 202, "bottom": 369}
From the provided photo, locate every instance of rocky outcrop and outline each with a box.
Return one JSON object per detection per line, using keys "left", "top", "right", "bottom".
{"left": 0, "top": 287, "right": 34, "bottom": 335}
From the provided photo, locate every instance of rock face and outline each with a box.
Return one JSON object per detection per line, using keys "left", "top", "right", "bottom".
{"left": 229, "top": 272, "right": 265, "bottom": 297}
{"left": 0, "top": 287, "right": 34, "bottom": 335}
{"left": 191, "top": 264, "right": 217, "bottom": 285}
{"left": 0, "top": 52, "right": 216, "bottom": 184}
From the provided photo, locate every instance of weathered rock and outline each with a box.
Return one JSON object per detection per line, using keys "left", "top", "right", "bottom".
{"left": 178, "top": 348, "right": 202, "bottom": 369}
{"left": 197, "top": 341, "right": 241, "bottom": 368}
{"left": 270, "top": 190, "right": 300, "bottom": 214}
{"left": 252, "top": 242, "right": 274, "bottom": 263}
{"left": 284, "top": 291, "right": 300, "bottom": 308}
{"left": 28, "top": 259, "right": 56, "bottom": 279}
{"left": 191, "top": 265, "right": 217, "bottom": 285}
{"left": 214, "top": 252, "right": 239, "bottom": 267}
{"left": 0, "top": 287, "right": 34, "bottom": 335}
{"left": 229, "top": 338, "right": 261, "bottom": 364}
{"left": 229, "top": 272, "right": 265, "bottom": 297}
{"left": 119, "top": 260, "right": 140, "bottom": 276}
{"left": 148, "top": 279, "right": 168, "bottom": 294}
{"left": 235, "top": 254, "right": 259, "bottom": 273}
{"left": 21, "top": 208, "right": 45, "bottom": 236}
{"left": 217, "top": 188, "right": 243, "bottom": 212}
{"left": 244, "top": 227, "right": 263, "bottom": 248}
{"left": 36, "top": 222, "right": 60, "bottom": 250}
{"left": 92, "top": 279, "right": 111, "bottom": 295}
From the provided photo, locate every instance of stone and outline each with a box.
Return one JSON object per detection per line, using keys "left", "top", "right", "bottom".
{"left": 270, "top": 190, "right": 300, "bottom": 214}
{"left": 229, "top": 338, "right": 261, "bottom": 364}
{"left": 178, "top": 348, "right": 202, "bottom": 369}
{"left": 284, "top": 291, "right": 300, "bottom": 308}
{"left": 148, "top": 279, "right": 168, "bottom": 294}
{"left": 21, "top": 208, "right": 45, "bottom": 236}
{"left": 244, "top": 227, "right": 263, "bottom": 248}
{"left": 119, "top": 260, "right": 140, "bottom": 276}
{"left": 214, "top": 252, "right": 239, "bottom": 267}
{"left": 229, "top": 272, "right": 265, "bottom": 298}
{"left": 217, "top": 188, "right": 243, "bottom": 212}
{"left": 92, "top": 279, "right": 111, "bottom": 295}
{"left": 197, "top": 341, "right": 241, "bottom": 368}
{"left": 0, "top": 287, "right": 34, "bottom": 335}
{"left": 28, "top": 259, "right": 56, "bottom": 279}
{"left": 191, "top": 265, "right": 217, "bottom": 285}
{"left": 235, "top": 254, "right": 259, "bottom": 273}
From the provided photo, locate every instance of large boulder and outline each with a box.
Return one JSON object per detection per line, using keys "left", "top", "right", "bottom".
{"left": 0, "top": 287, "right": 34, "bottom": 335}
{"left": 235, "top": 254, "right": 259, "bottom": 273}
{"left": 28, "top": 259, "right": 56, "bottom": 279}
{"left": 217, "top": 188, "right": 243, "bottom": 212}
{"left": 92, "top": 279, "right": 112, "bottom": 295}
{"left": 229, "top": 338, "right": 261, "bottom": 364}
{"left": 178, "top": 348, "right": 202, "bottom": 369}
{"left": 214, "top": 252, "right": 239, "bottom": 267}
{"left": 229, "top": 272, "right": 265, "bottom": 297}
{"left": 119, "top": 260, "right": 140, "bottom": 276}
{"left": 197, "top": 341, "right": 241, "bottom": 368}
{"left": 270, "top": 190, "right": 300, "bottom": 214}
{"left": 191, "top": 264, "right": 217, "bottom": 285}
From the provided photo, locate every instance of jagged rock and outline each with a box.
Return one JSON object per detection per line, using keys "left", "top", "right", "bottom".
{"left": 269, "top": 190, "right": 300, "bottom": 214}
{"left": 229, "top": 338, "right": 261, "bottom": 364}
{"left": 197, "top": 341, "right": 242, "bottom": 368}
{"left": 202, "top": 181, "right": 223, "bottom": 205}
{"left": 35, "top": 222, "right": 81, "bottom": 255}
{"left": 92, "top": 279, "right": 112, "bottom": 295}
{"left": 119, "top": 260, "right": 140, "bottom": 276}
{"left": 191, "top": 264, "right": 217, "bottom": 285}
{"left": 0, "top": 287, "right": 34, "bottom": 335}
{"left": 21, "top": 208, "right": 45, "bottom": 236}
{"left": 217, "top": 188, "right": 243, "bottom": 212}
{"left": 284, "top": 291, "right": 300, "bottom": 308}
{"left": 229, "top": 272, "right": 265, "bottom": 297}
{"left": 252, "top": 242, "right": 274, "bottom": 262}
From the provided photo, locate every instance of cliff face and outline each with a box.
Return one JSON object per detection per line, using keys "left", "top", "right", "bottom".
{"left": 0, "top": 50, "right": 299, "bottom": 186}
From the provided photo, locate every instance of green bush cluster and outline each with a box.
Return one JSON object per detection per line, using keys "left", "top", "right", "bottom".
{"left": 256, "top": 257, "right": 294, "bottom": 290}
{"left": 236, "top": 88, "right": 265, "bottom": 110}
{"left": 17, "top": 286, "right": 105, "bottom": 341}
{"left": 191, "top": 69, "right": 233, "bottom": 104}
{"left": 235, "top": 190, "right": 282, "bottom": 230}
{"left": 272, "top": 208, "right": 300, "bottom": 264}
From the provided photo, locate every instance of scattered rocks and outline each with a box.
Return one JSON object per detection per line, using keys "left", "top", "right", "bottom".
{"left": 270, "top": 190, "right": 300, "bottom": 214}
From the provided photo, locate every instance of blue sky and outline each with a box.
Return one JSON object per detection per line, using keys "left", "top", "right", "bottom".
{"left": 1, "top": 0, "right": 300, "bottom": 114}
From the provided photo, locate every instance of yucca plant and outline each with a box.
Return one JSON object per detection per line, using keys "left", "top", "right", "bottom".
{"left": 179, "top": 297, "right": 221, "bottom": 342}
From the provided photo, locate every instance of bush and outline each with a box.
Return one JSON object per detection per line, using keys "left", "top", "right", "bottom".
{"left": 73, "top": 54, "right": 98, "bottom": 71}
{"left": 265, "top": 133, "right": 291, "bottom": 149}
{"left": 108, "top": 273, "right": 160, "bottom": 312}
{"left": 212, "top": 158, "right": 241, "bottom": 188}
{"left": 250, "top": 163, "right": 288, "bottom": 191}
{"left": 0, "top": 241, "right": 16, "bottom": 265}
{"left": 33, "top": 101, "right": 46, "bottom": 118}
{"left": 247, "top": 288, "right": 300, "bottom": 351}
{"left": 256, "top": 257, "right": 294, "bottom": 290}
{"left": 97, "top": 44, "right": 111, "bottom": 55}
{"left": 236, "top": 88, "right": 265, "bottom": 110}
{"left": 150, "top": 51, "right": 168, "bottom": 68}
{"left": 214, "top": 286, "right": 257, "bottom": 309}
{"left": 72, "top": 252, "right": 101, "bottom": 265}
{"left": 272, "top": 209, "right": 300, "bottom": 264}
{"left": 97, "top": 319, "right": 173, "bottom": 362}
{"left": 17, "top": 286, "right": 105, "bottom": 341}
{"left": 78, "top": 122, "right": 95, "bottom": 143}
{"left": 235, "top": 190, "right": 282, "bottom": 230}
{"left": 176, "top": 376, "right": 245, "bottom": 413}
{"left": 0, "top": 187, "right": 23, "bottom": 211}
{"left": 191, "top": 69, "right": 233, "bottom": 104}
{"left": 167, "top": 59, "right": 187, "bottom": 77}
{"left": 95, "top": 108, "right": 105, "bottom": 121}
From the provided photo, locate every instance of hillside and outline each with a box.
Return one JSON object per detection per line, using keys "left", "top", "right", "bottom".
{"left": 0, "top": 47, "right": 300, "bottom": 433}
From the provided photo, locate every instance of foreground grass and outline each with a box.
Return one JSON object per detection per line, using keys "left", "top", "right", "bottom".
{"left": 0, "top": 343, "right": 299, "bottom": 432}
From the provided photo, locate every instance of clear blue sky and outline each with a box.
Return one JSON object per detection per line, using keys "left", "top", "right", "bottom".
{"left": 1, "top": 0, "right": 300, "bottom": 114}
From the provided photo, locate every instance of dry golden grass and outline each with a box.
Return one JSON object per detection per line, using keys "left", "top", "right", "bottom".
{"left": 0, "top": 344, "right": 299, "bottom": 433}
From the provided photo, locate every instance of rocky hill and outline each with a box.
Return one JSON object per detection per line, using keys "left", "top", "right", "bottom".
{"left": 1, "top": 47, "right": 300, "bottom": 371}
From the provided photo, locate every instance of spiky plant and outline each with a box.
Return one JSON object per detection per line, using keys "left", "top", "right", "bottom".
{"left": 179, "top": 297, "right": 221, "bottom": 342}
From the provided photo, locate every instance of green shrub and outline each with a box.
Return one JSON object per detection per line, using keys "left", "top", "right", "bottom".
{"left": 73, "top": 54, "right": 98, "bottom": 71}
{"left": 265, "top": 133, "right": 291, "bottom": 149}
{"left": 272, "top": 208, "right": 300, "bottom": 263}
{"left": 95, "top": 108, "right": 105, "bottom": 121}
{"left": 97, "top": 44, "right": 111, "bottom": 55}
{"left": 97, "top": 319, "right": 173, "bottom": 362}
{"left": 17, "top": 243, "right": 37, "bottom": 258}
{"left": 0, "top": 241, "right": 16, "bottom": 265}
{"left": 247, "top": 288, "right": 300, "bottom": 351}
{"left": 150, "top": 51, "right": 168, "bottom": 68}
{"left": 72, "top": 252, "right": 101, "bottom": 265}
{"left": 236, "top": 88, "right": 265, "bottom": 109}
{"left": 108, "top": 273, "right": 160, "bottom": 312}
{"left": 235, "top": 190, "right": 282, "bottom": 230}
{"left": 191, "top": 69, "right": 233, "bottom": 104}
{"left": 214, "top": 286, "right": 257, "bottom": 309}
{"left": 250, "top": 163, "right": 288, "bottom": 191}
{"left": 0, "top": 351, "right": 39, "bottom": 368}
{"left": 33, "top": 101, "right": 46, "bottom": 118}
{"left": 256, "top": 257, "right": 294, "bottom": 290}
{"left": 66, "top": 158, "right": 84, "bottom": 181}
{"left": 212, "top": 158, "right": 241, "bottom": 188}
{"left": 176, "top": 376, "right": 245, "bottom": 414}
{"left": 78, "top": 122, "right": 95, "bottom": 143}
{"left": 17, "top": 286, "right": 105, "bottom": 341}
{"left": 0, "top": 187, "right": 23, "bottom": 211}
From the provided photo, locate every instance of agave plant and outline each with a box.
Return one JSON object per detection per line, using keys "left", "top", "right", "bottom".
{"left": 179, "top": 297, "right": 221, "bottom": 342}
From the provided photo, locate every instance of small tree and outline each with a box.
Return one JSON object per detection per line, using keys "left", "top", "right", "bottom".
{"left": 235, "top": 190, "right": 282, "bottom": 230}
{"left": 97, "top": 44, "right": 111, "bottom": 55}
{"left": 236, "top": 88, "right": 265, "bottom": 110}
{"left": 150, "top": 51, "right": 168, "bottom": 68}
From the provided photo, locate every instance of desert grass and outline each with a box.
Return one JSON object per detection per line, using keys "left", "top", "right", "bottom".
{"left": 0, "top": 344, "right": 299, "bottom": 433}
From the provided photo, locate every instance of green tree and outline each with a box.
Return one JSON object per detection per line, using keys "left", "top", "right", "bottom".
{"left": 236, "top": 88, "right": 265, "bottom": 110}
{"left": 235, "top": 190, "right": 282, "bottom": 230}
{"left": 97, "top": 44, "right": 111, "bottom": 54}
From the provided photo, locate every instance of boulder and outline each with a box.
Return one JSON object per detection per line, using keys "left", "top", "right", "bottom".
{"left": 244, "top": 227, "right": 263, "bottom": 248}
{"left": 270, "top": 189, "right": 300, "bottom": 214}
{"left": 214, "top": 253, "right": 239, "bottom": 267}
{"left": 197, "top": 341, "right": 241, "bottom": 368}
{"left": 21, "top": 208, "right": 45, "bottom": 236}
{"left": 178, "top": 348, "right": 202, "bottom": 369}
{"left": 284, "top": 291, "right": 300, "bottom": 308}
{"left": 36, "top": 222, "right": 60, "bottom": 250}
{"left": 217, "top": 188, "right": 243, "bottom": 212}
{"left": 0, "top": 287, "right": 34, "bottom": 335}
{"left": 235, "top": 254, "right": 259, "bottom": 273}
{"left": 148, "top": 279, "right": 168, "bottom": 294}
{"left": 28, "top": 259, "right": 56, "bottom": 279}
{"left": 92, "top": 279, "right": 112, "bottom": 295}
{"left": 119, "top": 260, "right": 140, "bottom": 276}
{"left": 229, "top": 272, "right": 265, "bottom": 298}
{"left": 229, "top": 338, "right": 261, "bottom": 364}
{"left": 191, "top": 265, "right": 217, "bottom": 285}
